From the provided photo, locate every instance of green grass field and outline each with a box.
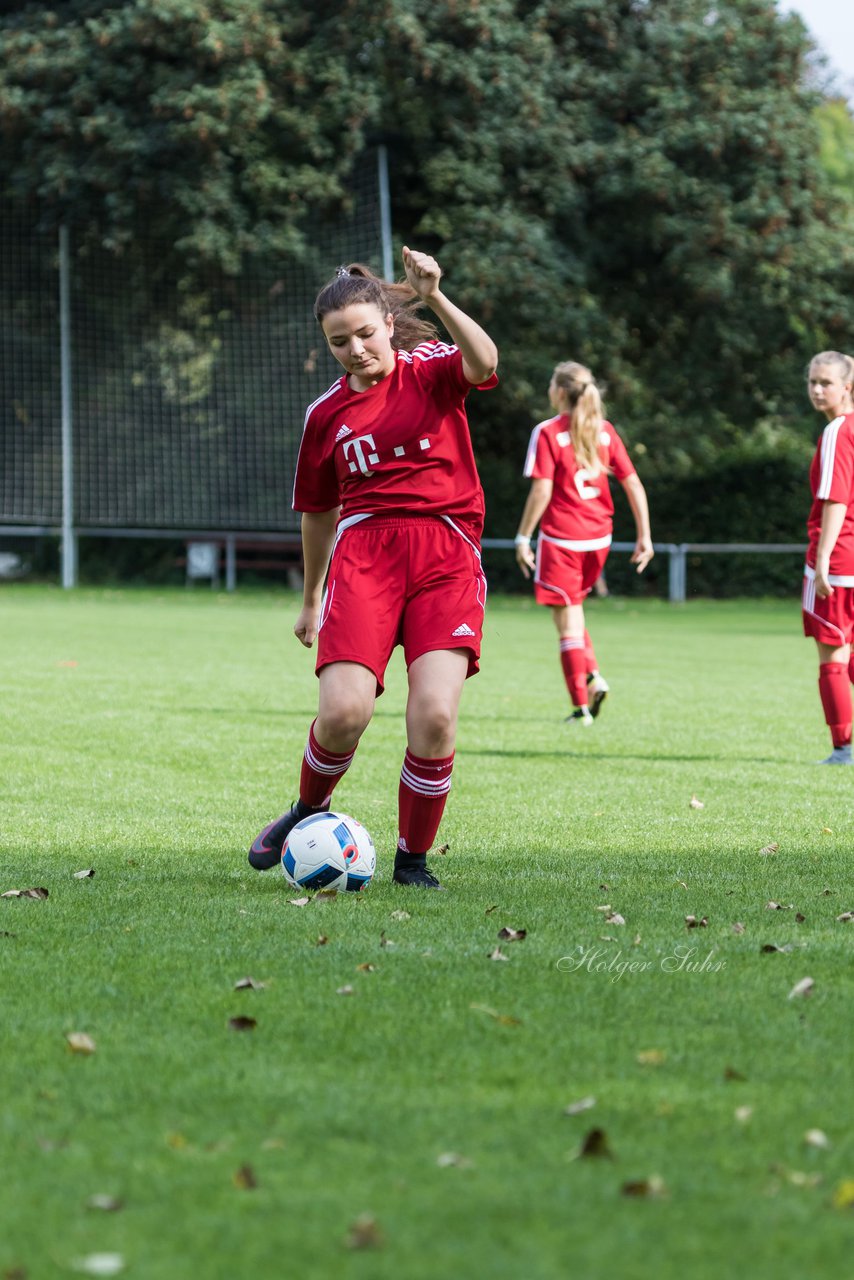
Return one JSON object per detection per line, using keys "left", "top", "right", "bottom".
{"left": 2, "top": 585, "right": 852, "bottom": 1279}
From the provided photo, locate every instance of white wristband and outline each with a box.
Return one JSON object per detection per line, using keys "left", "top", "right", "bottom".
{"left": 514, "top": 534, "right": 531, "bottom": 547}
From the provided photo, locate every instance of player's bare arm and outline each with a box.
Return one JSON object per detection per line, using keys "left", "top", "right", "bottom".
{"left": 622, "top": 474, "right": 654, "bottom": 573}
{"left": 402, "top": 246, "right": 498, "bottom": 386}
{"left": 294, "top": 508, "right": 339, "bottom": 647}
{"left": 814, "top": 500, "right": 847, "bottom": 598}
{"left": 515, "top": 478, "right": 553, "bottom": 578}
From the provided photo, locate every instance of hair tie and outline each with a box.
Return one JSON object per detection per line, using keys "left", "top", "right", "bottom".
{"left": 336, "top": 265, "right": 350, "bottom": 279}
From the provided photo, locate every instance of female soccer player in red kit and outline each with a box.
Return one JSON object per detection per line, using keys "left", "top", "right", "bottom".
{"left": 248, "top": 248, "right": 498, "bottom": 887}
{"left": 802, "top": 350, "right": 854, "bottom": 764}
{"left": 515, "top": 362, "right": 652, "bottom": 724}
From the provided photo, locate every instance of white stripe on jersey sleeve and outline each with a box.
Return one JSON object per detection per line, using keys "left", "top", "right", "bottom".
{"left": 291, "top": 379, "right": 345, "bottom": 509}
{"left": 817, "top": 415, "right": 845, "bottom": 500}
{"left": 523, "top": 419, "right": 553, "bottom": 478}
{"left": 398, "top": 341, "right": 459, "bottom": 364}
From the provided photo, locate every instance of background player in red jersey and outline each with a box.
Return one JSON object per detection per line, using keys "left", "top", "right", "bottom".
{"left": 801, "top": 350, "right": 854, "bottom": 764}
{"left": 514, "top": 361, "right": 652, "bottom": 725}
{"left": 248, "top": 247, "right": 498, "bottom": 887}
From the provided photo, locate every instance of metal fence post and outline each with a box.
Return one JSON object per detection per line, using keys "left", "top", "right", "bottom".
{"left": 59, "top": 224, "right": 77, "bottom": 588}
{"left": 226, "top": 535, "right": 236, "bottom": 592}
{"left": 668, "top": 543, "right": 687, "bottom": 603}
{"left": 378, "top": 145, "right": 393, "bottom": 281}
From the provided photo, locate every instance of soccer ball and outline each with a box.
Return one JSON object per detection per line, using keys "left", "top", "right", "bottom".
{"left": 281, "top": 811, "right": 376, "bottom": 892}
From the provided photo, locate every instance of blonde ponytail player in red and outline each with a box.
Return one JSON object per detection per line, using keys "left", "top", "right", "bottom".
{"left": 515, "top": 362, "right": 652, "bottom": 724}
{"left": 802, "top": 350, "right": 854, "bottom": 763}
{"left": 248, "top": 247, "right": 498, "bottom": 887}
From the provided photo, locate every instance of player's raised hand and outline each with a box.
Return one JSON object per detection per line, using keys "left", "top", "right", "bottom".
{"left": 402, "top": 246, "right": 442, "bottom": 301}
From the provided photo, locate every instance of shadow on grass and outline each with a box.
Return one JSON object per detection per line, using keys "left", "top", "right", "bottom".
{"left": 465, "top": 747, "right": 784, "bottom": 765}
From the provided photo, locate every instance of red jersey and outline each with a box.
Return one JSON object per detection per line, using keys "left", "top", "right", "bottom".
{"left": 807, "top": 413, "right": 854, "bottom": 575}
{"left": 523, "top": 413, "right": 636, "bottom": 543}
{"left": 293, "top": 343, "right": 497, "bottom": 544}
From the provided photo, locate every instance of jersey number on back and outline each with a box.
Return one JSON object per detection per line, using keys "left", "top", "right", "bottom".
{"left": 574, "top": 468, "right": 601, "bottom": 501}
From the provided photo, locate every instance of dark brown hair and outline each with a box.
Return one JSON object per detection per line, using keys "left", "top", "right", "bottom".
{"left": 314, "top": 263, "right": 438, "bottom": 350}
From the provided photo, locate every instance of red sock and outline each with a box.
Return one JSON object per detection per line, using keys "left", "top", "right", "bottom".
{"left": 299, "top": 719, "right": 357, "bottom": 808}
{"left": 397, "top": 749, "right": 454, "bottom": 854}
{"left": 818, "top": 663, "right": 853, "bottom": 748}
{"left": 559, "top": 637, "right": 588, "bottom": 707}
{"left": 583, "top": 629, "right": 598, "bottom": 675}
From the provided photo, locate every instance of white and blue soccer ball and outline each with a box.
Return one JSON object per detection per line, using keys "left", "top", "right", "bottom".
{"left": 281, "top": 811, "right": 376, "bottom": 892}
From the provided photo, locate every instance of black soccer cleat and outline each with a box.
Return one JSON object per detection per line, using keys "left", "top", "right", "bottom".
{"left": 392, "top": 852, "right": 444, "bottom": 889}
{"left": 248, "top": 800, "right": 329, "bottom": 871}
{"left": 586, "top": 673, "right": 610, "bottom": 719}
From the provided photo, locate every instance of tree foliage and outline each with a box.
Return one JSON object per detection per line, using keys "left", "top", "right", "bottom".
{"left": 2, "top": 0, "right": 852, "bottom": 538}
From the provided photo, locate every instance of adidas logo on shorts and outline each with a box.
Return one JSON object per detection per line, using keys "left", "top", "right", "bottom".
{"left": 451, "top": 623, "right": 476, "bottom": 637}
{"left": 335, "top": 424, "right": 352, "bottom": 442}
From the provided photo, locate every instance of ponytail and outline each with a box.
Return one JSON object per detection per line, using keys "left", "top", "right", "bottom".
{"left": 552, "top": 361, "right": 606, "bottom": 476}
{"left": 314, "top": 262, "right": 438, "bottom": 351}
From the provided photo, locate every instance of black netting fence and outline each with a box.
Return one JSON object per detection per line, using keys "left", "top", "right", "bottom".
{"left": 1, "top": 154, "right": 383, "bottom": 536}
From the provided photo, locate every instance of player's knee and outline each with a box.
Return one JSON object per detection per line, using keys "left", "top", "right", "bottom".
{"left": 412, "top": 699, "right": 457, "bottom": 750}
{"left": 318, "top": 698, "right": 372, "bottom": 744}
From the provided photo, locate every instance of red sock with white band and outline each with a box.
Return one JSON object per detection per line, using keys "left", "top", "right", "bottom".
{"left": 818, "top": 663, "right": 852, "bottom": 748}
{"left": 559, "top": 637, "right": 589, "bottom": 707}
{"left": 299, "top": 719, "right": 357, "bottom": 808}
{"left": 397, "top": 749, "right": 454, "bottom": 855}
{"left": 583, "top": 629, "right": 598, "bottom": 675}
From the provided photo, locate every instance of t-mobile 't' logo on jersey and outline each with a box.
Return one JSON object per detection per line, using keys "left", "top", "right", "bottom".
{"left": 341, "top": 433, "right": 432, "bottom": 477}
{"left": 342, "top": 433, "right": 380, "bottom": 476}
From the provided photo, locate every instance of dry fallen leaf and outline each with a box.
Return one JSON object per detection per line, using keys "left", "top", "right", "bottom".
{"left": 621, "top": 1175, "right": 667, "bottom": 1199}
{"left": 336, "top": 985, "right": 354, "bottom": 997}
{"left": 233, "top": 976, "right": 265, "bottom": 990}
{"left": 288, "top": 897, "right": 311, "bottom": 908}
{"left": 497, "top": 927, "right": 527, "bottom": 942}
{"left": 605, "top": 912, "right": 626, "bottom": 926}
{"left": 66, "top": 1032, "right": 96, "bottom": 1055}
{"left": 391, "top": 910, "right": 411, "bottom": 921}
{"left": 760, "top": 943, "right": 792, "bottom": 954}
{"left": 689, "top": 795, "right": 704, "bottom": 810}
{"left": 564, "top": 1095, "right": 596, "bottom": 1116}
{"left": 435, "top": 843, "right": 449, "bottom": 856}
{"left": 685, "top": 915, "right": 708, "bottom": 929}
{"left": 723, "top": 1066, "right": 746, "bottom": 1081}
{"left": 73, "top": 869, "right": 95, "bottom": 879}
{"left": 731, "top": 922, "right": 746, "bottom": 935}
{"left": 489, "top": 947, "right": 509, "bottom": 962}
{"left": 355, "top": 962, "right": 376, "bottom": 973}
{"left": 345, "top": 1213, "right": 384, "bottom": 1250}
{"left": 675, "top": 880, "right": 689, "bottom": 890}
{"left": 1, "top": 887, "right": 49, "bottom": 899}
{"left": 228, "top": 1016, "right": 257, "bottom": 1031}
{"left": 805, "top": 1128, "right": 831, "bottom": 1150}
{"left": 788, "top": 976, "right": 814, "bottom": 1000}
{"left": 759, "top": 843, "right": 779, "bottom": 857}
{"left": 735, "top": 1106, "right": 753, "bottom": 1124}
{"left": 70, "top": 1255, "right": 125, "bottom": 1277}
{"left": 85, "top": 1195, "right": 123, "bottom": 1212}
{"left": 233, "top": 1164, "right": 258, "bottom": 1189}
{"left": 576, "top": 1127, "right": 613, "bottom": 1159}
{"left": 836, "top": 912, "right": 854, "bottom": 923}
{"left": 594, "top": 904, "right": 612, "bottom": 913}
{"left": 470, "top": 1002, "right": 521, "bottom": 1026}
{"left": 795, "top": 912, "right": 806, "bottom": 923}
{"left": 316, "top": 934, "right": 329, "bottom": 946}
{"left": 820, "top": 888, "right": 834, "bottom": 896}
{"left": 436, "top": 1151, "right": 472, "bottom": 1168}
{"left": 765, "top": 901, "right": 793, "bottom": 911}
{"left": 637, "top": 1048, "right": 667, "bottom": 1066}
{"left": 821, "top": 827, "right": 833, "bottom": 835}
{"left": 832, "top": 1179, "right": 854, "bottom": 1210}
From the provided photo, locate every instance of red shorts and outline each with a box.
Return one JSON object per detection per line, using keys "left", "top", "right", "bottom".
{"left": 534, "top": 535, "right": 610, "bottom": 607}
{"left": 802, "top": 570, "right": 854, "bottom": 646}
{"left": 317, "top": 516, "right": 486, "bottom": 693}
